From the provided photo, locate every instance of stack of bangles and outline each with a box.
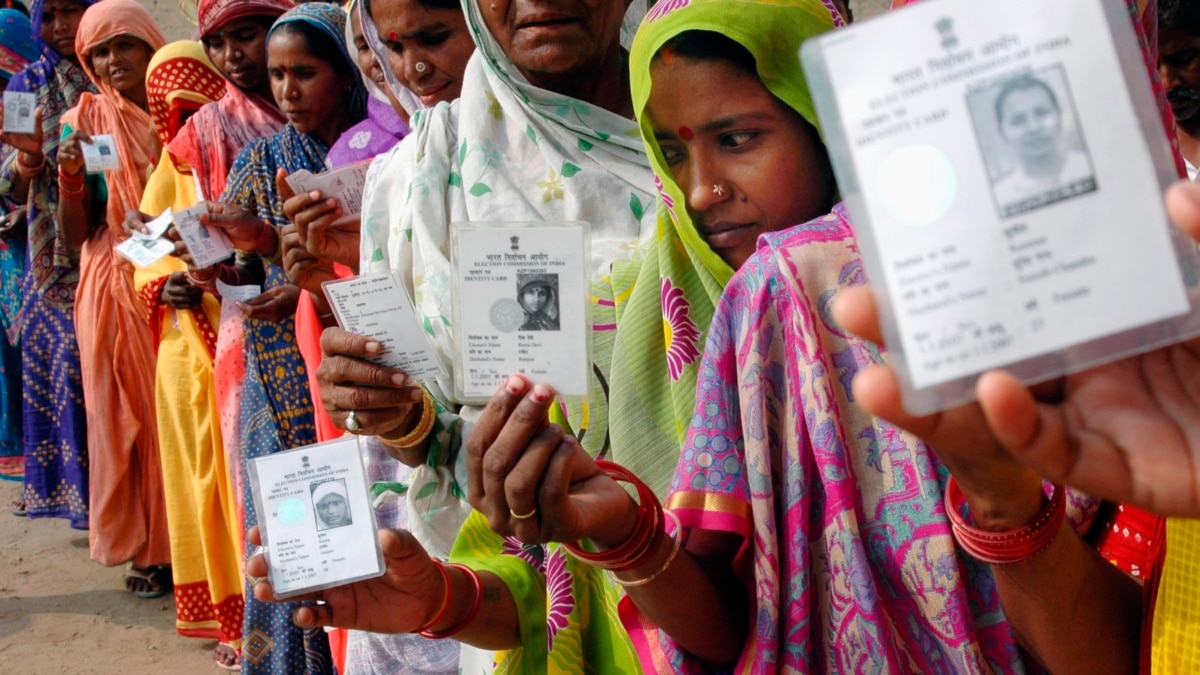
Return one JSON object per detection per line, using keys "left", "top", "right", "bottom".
{"left": 944, "top": 475, "right": 1066, "bottom": 565}
{"left": 17, "top": 152, "right": 44, "bottom": 178}
{"left": 379, "top": 388, "right": 437, "bottom": 450}
{"left": 185, "top": 266, "right": 218, "bottom": 291}
{"left": 58, "top": 168, "right": 84, "bottom": 201}
{"left": 563, "top": 459, "right": 682, "bottom": 587}
{"left": 414, "top": 561, "right": 483, "bottom": 639}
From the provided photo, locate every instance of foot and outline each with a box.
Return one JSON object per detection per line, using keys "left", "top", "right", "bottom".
{"left": 8, "top": 498, "right": 25, "bottom": 516}
{"left": 124, "top": 565, "right": 172, "bottom": 599}
{"left": 214, "top": 643, "right": 241, "bottom": 671}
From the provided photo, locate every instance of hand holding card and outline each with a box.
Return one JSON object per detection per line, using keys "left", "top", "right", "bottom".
{"left": 175, "top": 203, "right": 234, "bottom": 268}
{"left": 81, "top": 133, "right": 120, "bottom": 174}
{"left": 3, "top": 92, "right": 36, "bottom": 135}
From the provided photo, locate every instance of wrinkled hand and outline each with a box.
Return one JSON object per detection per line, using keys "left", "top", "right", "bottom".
{"left": 201, "top": 201, "right": 268, "bottom": 251}
{"left": 245, "top": 525, "right": 446, "bottom": 633}
{"left": 276, "top": 169, "right": 360, "bottom": 270}
{"left": 465, "top": 375, "right": 639, "bottom": 547}
{"left": 316, "top": 327, "right": 423, "bottom": 438}
{"left": 161, "top": 271, "right": 203, "bottom": 309}
{"left": 57, "top": 129, "right": 90, "bottom": 178}
{"left": 0, "top": 104, "right": 44, "bottom": 157}
{"left": 832, "top": 180, "right": 1200, "bottom": 519}
{"left": 281, "top": 221, "right": 335, "bottom": 293}
{"left": 0, "top": 207, "right": 27, "bottom": 238}
{"left": 239, "top": 284, "right": 300, "bottom": 323}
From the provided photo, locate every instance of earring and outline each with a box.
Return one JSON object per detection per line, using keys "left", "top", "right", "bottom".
{"left": 740, "top": 194, "right": 747, "bottom": 202}
{"left": 712, "top": 184, "right": 726, "bottom": 196}
{"left": 491, "top": 3, "right": 498, "bottom": 9}
{"left": 415, "top": 61, "right": 427, "bottom": 73}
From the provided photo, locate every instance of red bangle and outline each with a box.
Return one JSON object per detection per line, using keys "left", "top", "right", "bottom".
{"left": 945, "top": 476, "right": 1066, "bottom": 565}
{"left": 563, "top": 460, "right": 664, "bottom": 571}
{"left": 418, "top": 563, "right": 483, "bottom": 639}
{"left": 414, "top": 561, "right": 454, "bottom": 634}
{"left": 17, "top": 152, "right": 44, "bottom": 178}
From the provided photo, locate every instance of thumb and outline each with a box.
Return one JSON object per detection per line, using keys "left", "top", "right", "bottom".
{"left": 276, "top": 168, "right": 296, "bottom": 201}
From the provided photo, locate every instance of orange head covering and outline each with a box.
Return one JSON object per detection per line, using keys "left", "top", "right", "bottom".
{"left": 145, "top": 41, "right": 227, "bottom": 147}
{"left": 63, "top": 0, "right": 168, "bottom": 231}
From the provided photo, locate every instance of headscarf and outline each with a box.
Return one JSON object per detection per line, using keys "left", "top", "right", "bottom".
{"left": 0, "top": 9, "right": 38, "bottom": 82}
{"left": 357, "top": 0, "right": 423, "bottom": 117}
{"left": 166, "top": 0, "right": 293, "bottom": 200}
{"left": 198, "top": 0, "right": 295, "bottom": 38}
{"left": 360, "top": 0, "right": 657, "bottom": 458}
{"left": 267, "top": 1, "right": 366, "bottom": 121}
{"left": 327, "top": 0, "right": 407, "bottom": 167}
{"left": 62, "top": 0, "right": 167, "bottom": 231}
{"left": 145, "top": 40, "right": 226, "bottom": 147}
{"left": 605, "top": 0, "right": 841, "bottom": 495}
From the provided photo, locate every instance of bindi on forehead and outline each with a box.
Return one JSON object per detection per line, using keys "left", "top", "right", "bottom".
{"left": 678, "top": 126, "right": 693, "bottom": 140}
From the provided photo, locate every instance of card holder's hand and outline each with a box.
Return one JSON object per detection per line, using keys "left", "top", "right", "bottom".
{"left": 464, "top": 374, "right": 640, "bottom": 548}
{"left": 277, "top": 168, "right": 359, "bottom": 270}
{"left": 239, "top": 284, "right": 300, "bottom": 323}
{"left": 316, "top": 327, "right": 424, "bottom": 444}
{"left": 162, "top": 271, "right": 203, "bottom": 309}
{"left": 281, "top": 222, "right": 335, "bottom": 294}
{"left": 57, "top": 129, "right": 90, "bottom": 178}
{"left": 831, "top": 180, "right": 1200, "bottom": 520}
{"left": 0, "top": 104, "right": 44, "bottom": 157}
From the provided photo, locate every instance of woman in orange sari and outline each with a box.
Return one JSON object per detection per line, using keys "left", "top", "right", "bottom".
{"left": 54, "top": 0, "right": 170, "bottom": 595}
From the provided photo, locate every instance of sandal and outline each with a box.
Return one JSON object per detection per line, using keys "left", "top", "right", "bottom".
{"left": 8, "top": 498, "right": 25, "bottom": 517}
{"left": 124, "top": 564, "right": 172, "bottom": 599}
{"left": 213, "top": 643, "right": 241, "bottom": 672}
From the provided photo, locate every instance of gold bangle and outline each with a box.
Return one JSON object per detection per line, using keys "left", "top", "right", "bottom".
{"left": 379, "top": 389, "right": 436, "bottom": 449}
{"left": 607, "top": 509, "right": 682, "bottom": 588}
{"left": 260, "top": 227, "right": 282, "bottom": 265}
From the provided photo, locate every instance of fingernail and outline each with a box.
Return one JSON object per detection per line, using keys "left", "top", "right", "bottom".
{"left": 409, "top": 388, "right": 423, "bottom": 401}
{"left": 391, "top": 372, "right": 407, "bottom": 386}
{"left": 309, "top": 190, "right": 321, "bottom": 199}
{"left": 327, "top": 198, "right": 338, "bottom": 207}
{"left": 531, "top": 384, "right": 551, "bottom": 403}
{"left": 504, "top": 374, "right": 527, "bottom": 394}
{"left": 365, "top": 341, "right": 381, "bottom": 354}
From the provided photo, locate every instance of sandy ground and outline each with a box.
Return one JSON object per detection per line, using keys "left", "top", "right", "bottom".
{"left": 0, "top": 479, "right": 216, "bottom": 674}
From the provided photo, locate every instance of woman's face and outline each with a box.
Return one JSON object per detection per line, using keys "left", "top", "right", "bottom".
{"left": 646, "top": 55, "right": 834, "bottom": 269}
{"left": 316, "top": 492, "right": 350, "bottom": 527}
{"left": 40, "top": 0, "right": 86, "bottom": 59}
{"left": 480, "top": 0, "right": 626, "bottom": 88}
{"left": 268, "top": 29, "right": 351, "bottom": 135}
{"left": 372, "top": 0, "right": 473, "bottom": 106}
{"left": 521, "top": 284, "right": 550, "bottom": 312}
{"left": 89, "top": 35, "right": 154, "bottom": 95}
{"left": 998, "top": 86, "right": 1062, "bottom": 164}
{"left": 202, "top": 17, "right": 272, "bottom": 93}
{"left": 350, "top": 7, "right": 386, "bottom": 90}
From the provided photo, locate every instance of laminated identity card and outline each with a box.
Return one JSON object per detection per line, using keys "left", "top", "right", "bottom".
{"left": 175, "top": 202, "right": 234, "bottom": 268}
{"left": 802, "top": 0, "right": 1200, "bottom": 413}
{"left": 450, "top": 222, "right": 592, "bottom": 401}
{"left": 285, "top": 159, "right": 371, "bottom": 226}
{"left": 2, "top": 91, "right": 35, "bottom": 135}
{"left": 81, "top": 133, "right": 119, "bottom": 174}
{"left": 249, "top": 436, "right": 385, "bottom": 599}
{"left": 322, "top": 272, "right": 445, "bottom": 379}
{"left": 115, "top": 209, "right": 176, "bottom": 267}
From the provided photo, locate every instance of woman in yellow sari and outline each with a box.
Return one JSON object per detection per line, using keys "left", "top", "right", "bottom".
{"left": 130, "top": 40, "right": 247, "bottom": 668}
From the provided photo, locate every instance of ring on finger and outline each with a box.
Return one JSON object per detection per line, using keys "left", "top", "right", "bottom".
{"left": 510, "top": 507, "right": 537, "bottom": 520}
{"left": 345, "top": 409, "right": 361, "bottom": 433}
{"left": 247, "top": 574, "right": 264, "bottom": 586}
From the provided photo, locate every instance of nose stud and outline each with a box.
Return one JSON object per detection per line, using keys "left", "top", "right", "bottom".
{"left": 712, "top": 184, "right": 726, "bottom": 196}
{"left": 415, "top": 61, "right": 427, "bottom": 74}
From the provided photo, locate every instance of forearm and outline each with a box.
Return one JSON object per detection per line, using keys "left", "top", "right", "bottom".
{"left": 57, "top": 186, "right": 94, "bottom": 250}
{"left": 426, "top": 569, "right": 520, "bottom": 650}
{"left": 994, "top": 529, "right": 1141, "bottom": 674}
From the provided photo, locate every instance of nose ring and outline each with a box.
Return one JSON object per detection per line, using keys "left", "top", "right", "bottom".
{"left": 415, "top": 61, "right": 427, "bottom": 74}
{"left": 712, "top": 184, "right": 726, "bottom": 196}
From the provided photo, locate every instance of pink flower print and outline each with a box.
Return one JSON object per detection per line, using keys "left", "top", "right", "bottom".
{"left": 545, "top": 548, "right": 575, "bottom": 653}
{"left": 662, "top": 278, "right": 701, "bottom": 381}
{"left": 645, "top": 0, "right": 688, "bottom": 22}
{"left": 501, "top": 536, "right": 546, "bottom": 575}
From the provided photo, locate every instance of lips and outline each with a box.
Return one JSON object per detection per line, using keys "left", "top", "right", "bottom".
{"left": 515, "top": 11, "right": 578, "bottom": 31}
{"left": 698, "top": 221, "right": 757, "bottom": 247}
{"left": 414, "top": 82, "right": 450, "bottom": 105}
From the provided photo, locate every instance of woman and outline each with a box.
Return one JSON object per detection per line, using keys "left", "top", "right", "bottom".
{"left": 129, "top": 40, "right": 250, "bottom": 661}
{"left": 0, "top": 7, "right": 40, "bottom": 483}
{"left": 213, "top": 4, "right": 366, "bottom": 672}
{"left": 0, "top": 0, "right": 98, "bottom": 522}
{"left": 53, "top": 0, "right": 173, "bottom": 597}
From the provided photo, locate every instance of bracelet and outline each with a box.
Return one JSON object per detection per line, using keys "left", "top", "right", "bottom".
{"left": 186, "top": 268, "right": 217, "bottom": 289}
{"left": 414, "top": 561, "right": 454, "bottom": 634}
{"left": 608, "top": 509, "right": 682, "bottom": 588}
{"left": 418, "top": 563, "right": 483, "bottom": 639}
{"left": 256, "top": 224, "right": 282, "bottom": 264}
{"left": 17, "top": 152, "right": 44, "bottom": 178}
{"left": 945, "top": 476, "right": 1066, "bottom": 565}
{"left": 563, "top": 460, "right": 664, "bottom": 571}
{"left": 379, "top": 389, "right": 437, "bottom": 450}
{"left": 58, "top": 171, "right": 85, "bottom": 200}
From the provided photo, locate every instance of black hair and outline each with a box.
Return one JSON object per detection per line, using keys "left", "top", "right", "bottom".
{"left": 1, "top": 1, "right": 28, "bottom": 17}
{"left": 993, "top": 76, "right": 1060, "bottom": 129}
{"left": 271, "top": 20, "right": 356, "bottom": 79}
{"left": 362, "top": 0, "right": 461, "bottom": 20}
{"left": 655, "top": 30, "right": 757, "bottom": 75}
{"left": 1161, "top": 0, "right": 1200, "bottom": 34}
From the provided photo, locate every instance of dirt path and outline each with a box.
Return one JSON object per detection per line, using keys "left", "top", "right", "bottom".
{"left": 0, "top": 479, "right": 216, "bottom": 674}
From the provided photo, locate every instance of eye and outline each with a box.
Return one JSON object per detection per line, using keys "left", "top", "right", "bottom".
{"left": 419, "top": 31, "right": 451, "bottom": 48}
{"left": 659, "top": 143, "right": 685, "bottom": 166}
{"left": 719, "top": 131, "right": 758, "bottom": 150}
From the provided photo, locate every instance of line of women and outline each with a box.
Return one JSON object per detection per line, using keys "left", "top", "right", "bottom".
{"left": 0, "top": 0, "right": 469, "bottom": 671}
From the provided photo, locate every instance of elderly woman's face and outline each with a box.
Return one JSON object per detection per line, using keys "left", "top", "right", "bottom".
{"left": 480, "top": 0, "right": 628, "bottom": 87}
